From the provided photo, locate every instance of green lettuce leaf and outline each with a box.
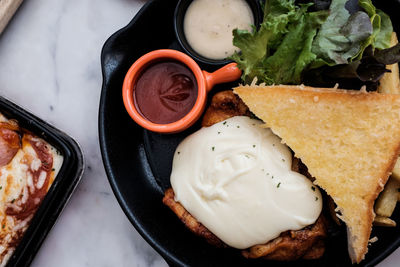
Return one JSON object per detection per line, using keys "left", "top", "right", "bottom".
{"left": 231, "top": 27, "right": 274, "bottom": 84}
{"left": 296, "top": 0, "right": 332, "bottom": 11}
{"left": 311, "top": 0, "right": 373, "bottom": 65}
{"left": 263, "top": 0, "right": 299, "bottom": 49}
{"left": 260, "top": 8, "right": 328, "bottom": 84}
{"left": 355, "top": 0, "right": 393, "bottom": 57}
{"left": 231, "top": 0, "right": 298, "bottom": 84}
{"left": 232, "top": 0, "right": 328, "bottom": 84}
{"left": 375, "top": 9, "right": 393, "bottom": 49}
{"left": 303, "top": 46, "right": 393, "bottom": 91}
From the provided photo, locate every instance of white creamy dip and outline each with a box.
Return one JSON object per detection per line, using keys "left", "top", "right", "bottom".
{"left": 183, "top": 0, "right": 254, "bottom": 60}
{"left": 170, "top": 116, "right": 322, "bottom": 249}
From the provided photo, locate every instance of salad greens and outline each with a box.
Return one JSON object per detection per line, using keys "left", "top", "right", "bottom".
{"left": 231, "top": 0, "right": 399, "bottom": 90}
{"left": 357, "top": 0, "right": 393, "bottom": 51}
{"left": 311, "top": 0, "right": 373, "bottom": 66}
{"left": 232, "top": 0, "right": 328, "bottom": 84}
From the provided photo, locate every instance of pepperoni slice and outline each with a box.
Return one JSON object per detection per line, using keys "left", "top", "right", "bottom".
{"left": 0, "top": 122, "right": 21, "bottom": 167}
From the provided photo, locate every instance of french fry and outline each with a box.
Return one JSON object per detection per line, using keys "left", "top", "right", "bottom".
{"left": 375, "top": 177, "right": 400, "bottom": 217}
{"left": 374, "top": 216, "right": 397, "bottom": 227}
{"left": 377, "top": 32, "right": 400, "bottom": 94}
{"left": 376, "top": 32, "right": 400, "bottom": 221}
{"left": 391, "top": 158, "right": 400, "bottom": 183}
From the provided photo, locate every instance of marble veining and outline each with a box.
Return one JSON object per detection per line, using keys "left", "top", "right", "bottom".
{"left": 0, "top": 0, "right": 398, "bottom": 266}
{"left": 0, "top": 0, "right": 166, "bottom": 266}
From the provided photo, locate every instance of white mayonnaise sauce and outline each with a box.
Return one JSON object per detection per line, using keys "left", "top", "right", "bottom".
{"left": 183, "top": 0, "right": 254, "bottom": 60}
{"left": 170, "top": 116, "right": 322, "bottom": 249}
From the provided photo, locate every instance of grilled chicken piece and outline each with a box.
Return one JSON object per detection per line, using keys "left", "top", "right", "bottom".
{"left": 163, "top": 188, "right": 227, "bottom": 248}
{"left": 163, "top": 90, "right": 327, "bottom": 260}
{"left": 242, "top": 216, "right": 327, "bottom": 260}
{"left": 202, "top": 90, "right": 251, "bottom": 126}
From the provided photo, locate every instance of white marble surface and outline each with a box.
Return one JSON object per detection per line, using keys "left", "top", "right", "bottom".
{"left": 0, "top": 0, "right": 399, "bottom": 266}
{"left": 0, "top": 0, "right": 167, "bottom": 266}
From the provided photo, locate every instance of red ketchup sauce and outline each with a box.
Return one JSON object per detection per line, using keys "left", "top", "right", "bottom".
{"left": 133, "top": 61, "right": 198, "bottom": 124}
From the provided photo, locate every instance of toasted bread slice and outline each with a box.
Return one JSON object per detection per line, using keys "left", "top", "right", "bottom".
{"left": 234, "top": 85, "right": 400, "bottom": 263}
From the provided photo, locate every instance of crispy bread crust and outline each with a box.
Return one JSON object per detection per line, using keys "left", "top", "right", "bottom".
{"left": 355, "top": 140, "right": 400, "bottom": 262}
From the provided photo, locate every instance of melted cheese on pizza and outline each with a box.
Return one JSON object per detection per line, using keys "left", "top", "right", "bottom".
{"left": 0, "top": 114, "right": 63, "bottom": 266}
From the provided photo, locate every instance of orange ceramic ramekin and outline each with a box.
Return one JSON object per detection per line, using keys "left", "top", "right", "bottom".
{"left": 122, "top": 49, "right": 242, "bottom": 133}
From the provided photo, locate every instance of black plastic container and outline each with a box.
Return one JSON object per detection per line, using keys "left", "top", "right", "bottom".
{"left": 0, "top": 96, "right": 84, "bottom": 267}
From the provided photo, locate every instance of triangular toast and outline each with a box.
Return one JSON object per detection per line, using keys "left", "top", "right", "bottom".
{"left": 234, "top": 85, "right": 400, "bottom": 263}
